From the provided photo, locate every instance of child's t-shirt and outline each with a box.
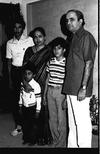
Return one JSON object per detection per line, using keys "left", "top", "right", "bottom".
{"left": 46, "top": 57, "right": 66, "bottom": 87}
{"left": 19, "top": 78, "right": 41, "bottom": 111}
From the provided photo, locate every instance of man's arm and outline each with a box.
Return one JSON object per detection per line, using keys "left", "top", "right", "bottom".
{"left": 7, "top": 59, "right": 13, "bottom": 89}
{"left": 82, "top": 60, "right": 93, "bottom": 87}
{"left": 77, "top": 60, "right": 93, "bottom": 101}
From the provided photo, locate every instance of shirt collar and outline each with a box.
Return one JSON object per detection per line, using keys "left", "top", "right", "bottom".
{"left": 13, "top": 34, "right": 26, "bottom": 42}
{"left": 54, "top": 57, "right": 66, "bottom": 62}
{"left": 29, "top": 78, "right": 34, "bottom": 85}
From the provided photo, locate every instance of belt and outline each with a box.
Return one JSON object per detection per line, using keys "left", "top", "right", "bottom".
{"left": 12, "top": 65, "right": 22, "bottom": 69}
{"left": 48, "top": 85, "right": 62, "bottom": 89}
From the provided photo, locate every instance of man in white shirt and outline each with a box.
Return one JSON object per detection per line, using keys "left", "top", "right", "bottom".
{"left": 6, "top": 15, "right": 34, "bottom": 136}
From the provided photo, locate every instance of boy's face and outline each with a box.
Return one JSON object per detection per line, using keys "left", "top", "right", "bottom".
{"left": 24, "top": 70, "right": 33, "bottom": 82}
{"left": 53, "top": 45, "right": 65, "bottom": 58}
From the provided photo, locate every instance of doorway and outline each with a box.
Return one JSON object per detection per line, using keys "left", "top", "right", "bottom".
{"left": 0, "top": 3, "right": 21, "bottom": 111}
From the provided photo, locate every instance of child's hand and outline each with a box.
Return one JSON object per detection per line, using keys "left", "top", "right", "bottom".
{"left": 35, "top": 110, "right": 40, "bottom": 118}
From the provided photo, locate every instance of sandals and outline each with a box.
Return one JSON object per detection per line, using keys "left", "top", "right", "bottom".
{"left": 11, "top": 126, "right": 22, "bottom": 136}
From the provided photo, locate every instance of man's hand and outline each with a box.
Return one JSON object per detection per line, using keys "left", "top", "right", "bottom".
{"left": 62, "top": 98, "right": 67, "bottom": 110}
{"left": 77, "top": 88, "right": 86, "bottom": 101}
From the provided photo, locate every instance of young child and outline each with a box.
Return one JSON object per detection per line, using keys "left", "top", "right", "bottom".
{"left": 44, "top": 37, "right": 67, "bottom": 147}
{"left": 19, "top": 63, "right": 41, "bottom": 145}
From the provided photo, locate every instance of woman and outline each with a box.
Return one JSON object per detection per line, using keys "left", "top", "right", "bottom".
{"left": 22, "top": 27, "right": 54, "bottom": 145}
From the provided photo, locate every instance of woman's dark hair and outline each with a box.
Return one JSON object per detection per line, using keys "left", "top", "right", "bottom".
{"left": 66, "top": 9, "right": 85, "bottom": 26}
{"left": 29, "top": 27, "right": 46, "bottom": 38}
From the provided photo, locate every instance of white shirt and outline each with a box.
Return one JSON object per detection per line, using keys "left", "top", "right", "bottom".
{"left": 19, "top": 79, "right": 41, "bottom": 111}
{"left": 6, "top": 34, "right": 34, "bottom": 66}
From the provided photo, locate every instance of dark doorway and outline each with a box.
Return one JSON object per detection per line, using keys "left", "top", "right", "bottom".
{"left": 0, "top": 3, "right": 21, "bottom": 112}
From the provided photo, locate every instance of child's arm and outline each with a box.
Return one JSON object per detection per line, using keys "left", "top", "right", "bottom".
{"left": 43, "top": 72, "right": 50, "bottom": 105}
{"left": 23, "top": 79, "right": 34, "bottom": 93}
{"left": 35, "top": 85, "right": 41, "bottom": 113}
{"left": 18, "top": 86, "right": 23, "bottom": 115}
{"left": 18, "top": 83, "right": 23, "bottom": 107}
{"left": 19, "top": 92, "right": 23, "bottom": 107}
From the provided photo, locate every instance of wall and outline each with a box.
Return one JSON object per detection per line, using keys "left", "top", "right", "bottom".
{"left": 0, "top": 0, "right": 22, "bottom": 4}
{"left": 21, "top": 0, "right": 40, "bottom": 34}
{"left": 27, "top": 0, "right": 98, "bottom": 42}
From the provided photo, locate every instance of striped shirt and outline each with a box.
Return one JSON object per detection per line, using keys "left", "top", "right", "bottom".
{"left": 46, "top": 57, "right": 66, "bottom": 86}
{"left": 19, "top": 78, "right": 41, "bottom": 110}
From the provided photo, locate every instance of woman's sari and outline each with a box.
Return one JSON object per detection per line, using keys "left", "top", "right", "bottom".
{"left": 22, "top": 44, "right": 54, "bottom": 144}
{"left": 23, "top": 45, "right": 53, "bottom": 92}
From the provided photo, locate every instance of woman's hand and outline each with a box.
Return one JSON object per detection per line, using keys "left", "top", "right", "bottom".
{"left": 43, "top": 94, "right": 47, "bottom": 106}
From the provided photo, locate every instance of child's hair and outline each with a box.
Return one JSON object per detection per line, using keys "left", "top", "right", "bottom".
{"left": 29, "top": 27, "right": 46, "bottom": 38}
{"left": 22, "top": 63, "right": 35, "bottom": 74}
{"left": 52, "top": 37, "right": 67, "bottom": 49}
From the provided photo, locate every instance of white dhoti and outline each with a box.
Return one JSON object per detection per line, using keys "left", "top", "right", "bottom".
{"left": 67, "top": 95, "right": 92, "bottom": 148}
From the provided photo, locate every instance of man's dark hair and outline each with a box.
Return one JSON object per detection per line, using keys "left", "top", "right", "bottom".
{"left": 13, "top": 14, "right": 26, "bottom": 30}
{"left": 29, "top": 27, "right": 46, "bottom": 38}
{"left": 66, "top": 9, "right": 85, "bottom": 26}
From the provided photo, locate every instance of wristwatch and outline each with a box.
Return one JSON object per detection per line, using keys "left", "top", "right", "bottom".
{"left": 82, "top": 85, "right": 86, "bottom": 90}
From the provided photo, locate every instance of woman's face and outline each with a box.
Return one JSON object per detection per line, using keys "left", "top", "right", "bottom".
{"left": 33, "top": 30, "right": 46, "bottom": 46}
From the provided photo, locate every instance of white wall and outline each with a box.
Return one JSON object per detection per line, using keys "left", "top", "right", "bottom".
{"left": 21, "top": 0, "right": 40, "bottom": 35}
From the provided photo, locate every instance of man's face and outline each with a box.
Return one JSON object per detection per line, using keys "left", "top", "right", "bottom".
{"left": 66, "top": 11, "right": 82, "bottom": 33}
{"left": 14, "top": 23, "right": 23, "bottom": 39}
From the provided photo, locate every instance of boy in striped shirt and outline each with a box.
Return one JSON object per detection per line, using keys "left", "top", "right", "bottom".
{"left": 19, "top": 64, "right": 41, "bottom": 145}
{"left": 44, "top": 37, "right": 67, "bottom": 147}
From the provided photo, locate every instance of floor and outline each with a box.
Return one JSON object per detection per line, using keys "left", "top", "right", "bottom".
{"left": 0, "top": 109, "right": 98, "bottom": 148}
